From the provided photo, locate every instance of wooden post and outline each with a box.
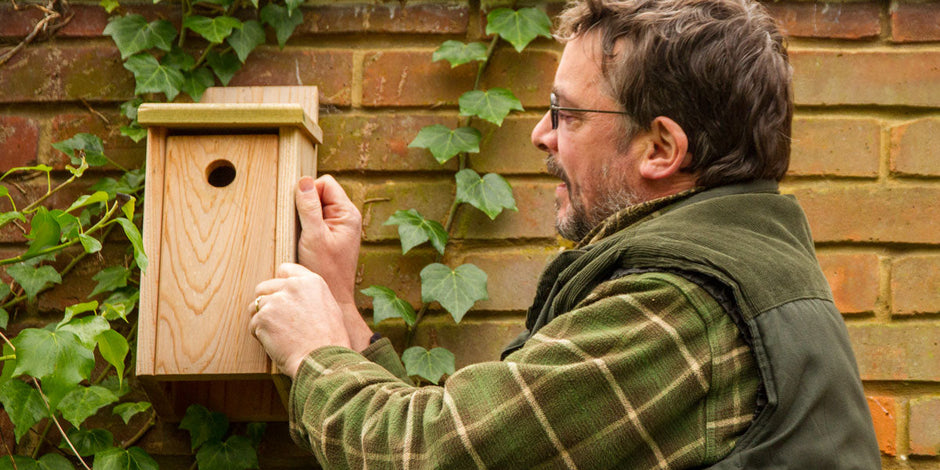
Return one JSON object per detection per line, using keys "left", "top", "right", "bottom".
{"left": 136, "top": 87, "right": 320, "bottom": 421}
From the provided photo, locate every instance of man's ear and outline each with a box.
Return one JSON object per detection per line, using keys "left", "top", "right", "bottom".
{"left": 637, "top": 116, "right": 690, "bottom": 180}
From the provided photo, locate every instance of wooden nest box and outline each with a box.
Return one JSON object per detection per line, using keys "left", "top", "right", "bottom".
{"left": 135, "top": 87, "right": 321, "bottom": 421}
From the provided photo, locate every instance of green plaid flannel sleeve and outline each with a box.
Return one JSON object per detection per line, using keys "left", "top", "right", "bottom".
{"left": 288, "top": 272, "right": 758, "bottom": 469}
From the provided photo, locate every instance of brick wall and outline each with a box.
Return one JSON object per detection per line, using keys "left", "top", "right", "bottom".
{"left": 1, "top": 0, "right": 939, "bottom": 468}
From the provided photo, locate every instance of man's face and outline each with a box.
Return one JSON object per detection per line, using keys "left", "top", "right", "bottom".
{"left": 531, "top": 32, "right": 648, "bottom": 241}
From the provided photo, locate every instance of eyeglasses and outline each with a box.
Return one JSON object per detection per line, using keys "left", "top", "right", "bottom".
{"left": 550, "top": 92, "right": 630, "bottom": 130}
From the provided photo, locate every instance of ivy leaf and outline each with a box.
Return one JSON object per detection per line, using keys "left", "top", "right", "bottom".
{"left": 114, "top": 217, "right": 148, "bottom": 273}
{"left": 408, "top": 125, "right": 481, "bottom": 164}
{"left": 103, "top": 15, "right": 177, "bottom": 58}
{"left": 383, "top": 209, "right": 447, "bottom": 255}
{"left": 90, "top": 266, "right": 132, "bottom": 298}
{"left": 228, "top": 20, "right": 265, "bottom": 63}
{"left": 57, "top": 385, "right": 119, "bottom": 428}
{"left": 78, "top": 233, "right": 102, "bottom": 254}
{"left": 246, "top": 422, "right": 266, "bottom": 447}
{"left": 206, "top": 51, "right": 241, "bottom": 86}
{"left": 183, "top": 15, "right": 243, "bottom": 44}
{"left": 102, "top": 288, "right": 139, "bottom": 322}
{"left": 66, "top": 191, "right": 109, "bottom": 213}
{"left": 260, "top": 3, "right": 303, "bottom": 48}
{"left": 122, "top": 196, "right": 136, "bottom": 220}
{"left": 485, "top": 7, "right": 552, "bottom": 52}
{"left": 0, "top": 453, "right": 73, "bottom": 470}
{"left": 51, "top": 210, "right": 80, "bottom": 241}
{"left": 0, "top": 307, "right": 7, "bottom": 330}
{"left": 196, "top": 435, "right": 259, "bottom": 470}
{"left": 57, "top": 315, "right": 109, "bottom": 350}
{"left": 120, "top": 98, "right": 143, "bottom": 120}
{"left": 113, "top": 401, "right": 152, "bottom": 424}
{"left": 120, "top": 124, "right": 148, "bottom": 143}
{"left": 161, "top": 46, "right": 196, "bottom": 71}
{"left": 61, "top": 300, "right": 98, "bottom": 325}
{"left": 459, "top": 88, "right": 523, "bottom": 126}
{"left": 432, "top": 40, "right": 488, "bottom": 68}
{"left": 360, "top": 286, "right": 416, "bottom": 326}
{"left": 99, "top": 0, "right": 119, "bottom": 13}
{"left": 180, "top": 404, "right": 229, "bottom": 451}
{"left": 420, "top": 263, "right": 488, "bottom": 323}
{"left": 99, "top": 375, "right": 131, "bottom": 398}
{"left": 181, "top": 67, "right": 216, "bottom": 102}
{"left": 93, "top": 447, "right": 159, "bottom": 470}
{"left": 97, "top": 329, "right": 129, "bottom": 386}
{"left": 455, "top": 169, "right": 517, "bottom": 220}
{"left": 51, "top": 133, "right": 106, "bottom": 167}
{"left": 23, "top": 207, "right": 60, "bottom": 257}
{"left": 0, "top": 379, "right": 48, "bottom": 443}
{"left": 63, "top": 427, "right": 114, "bottom": 457}
{"left": 7, "top": 263, "right": 62, "bottom": 303}
{"left": 0, "top": 211, "right": 26, "bottom": 229}
{"left": 402, "top": 346, "right": 455, "bottom": 385}
{"left": 124, "top": 53, "right": 184, "bottom": 101}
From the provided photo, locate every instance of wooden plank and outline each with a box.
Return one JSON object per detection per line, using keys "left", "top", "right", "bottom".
{"left": 202, "top": 86, "right": 319, "bottom": 122}
{"left": 154, "top": 134, "right": 278, "bottom": 376}
{"left": 137, "top": 103, "right": 322, "bottom": 144}
{"left": 137, "top": 126, "right": 167, "bottom": 377}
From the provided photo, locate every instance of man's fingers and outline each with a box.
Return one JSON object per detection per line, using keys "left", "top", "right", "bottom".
{"left": 296, "top": 176, "right": 324, "bottom": 233}
{"left": 316, "top": 175, "right": 359, "bottom": 222}
{"left": 276, "top": 262, "right": 313, "bottom": 279}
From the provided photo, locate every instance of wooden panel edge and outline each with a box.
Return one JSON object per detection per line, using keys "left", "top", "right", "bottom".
{"left": 136, "top": 126, "right": 167, "bottom": 377}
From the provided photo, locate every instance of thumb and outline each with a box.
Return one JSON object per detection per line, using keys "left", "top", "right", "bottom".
{"left": 295, "top": 176, "right": 323, "bottom": 232}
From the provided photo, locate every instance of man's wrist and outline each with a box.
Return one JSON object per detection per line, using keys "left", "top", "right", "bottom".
{"left": 340, "top": 302, "right": 374, "bottom": 352}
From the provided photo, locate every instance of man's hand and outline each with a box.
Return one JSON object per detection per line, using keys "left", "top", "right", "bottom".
{"left": 251, "top": 263, "right": 350, "bottom": 378}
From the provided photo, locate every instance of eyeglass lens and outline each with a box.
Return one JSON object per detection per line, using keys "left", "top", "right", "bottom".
{"left": 550, "top": 93, "right": 558, "bottom": 130}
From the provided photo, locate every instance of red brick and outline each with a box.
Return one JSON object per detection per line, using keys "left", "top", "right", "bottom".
{"left": 48, "top": 112, "right": 145, "bottom": 170}
{"left": 910, "top": 396, "right": 940, "bottom": 456}
{"left": 357, "top": 179, "right": 453, "bottom": 242}
{"left": 297, "top": 3, "right": 469, "bottom": 35}
{"left": 847, "top": 323, "right": 940, "bottom": 381}
{"left": 0, "top": 115, "right": 40, "bottom": 171}
{"left": 789, "top": 117, "right": 880, "bottom": 177}
{"left": 362, "top": 50, "right": 475, "bottom": 107}
{"left": 891, "top": 118, "right": 940, "bottom": 177}
{"left": 480, "top": 48, "right": 560, "bottom": 107}
{"left": 891, "top": 255, "right": 940, "bottom": 315}
{"left": 817, "top": 252, "right": 880, "bottom": 314}
{"left": 764, "top": 2, "right": 881, "bottom": 39}
{"left": 0, "top": 45, "right": 134, "bottom": 103}
{"left": 866, "top": 396, "right": 900, "bottom": 456}
{"left": 475, "top": 115, "right": 550, "bottom": 175}
{"left": 456, "top": 247, "right": 559, "bottom": 312}
{"left": 788, "top": 185, "right": 940, "bottom": 244}
{"left": 0, "top": 4, "right": 180, "bottom": 38}
{"left": 791, "top": 49, "right": 940, "bottom": 107}
{"left": 228, "top": 48, "right": 353, "bottom": 106}
{"left": 451, "top": 180, "right": 558, "bottom": 240}
{"left": 891, "top": 2, "right": 940, "bottom": 43}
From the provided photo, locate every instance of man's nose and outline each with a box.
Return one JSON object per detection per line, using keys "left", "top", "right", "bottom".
{"left": 531, "top": 110, "right": 555, "bottom": 152}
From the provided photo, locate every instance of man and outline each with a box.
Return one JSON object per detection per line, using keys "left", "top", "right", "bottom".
{"left": 250, "top": 0, "right": 880, "bottom": 468}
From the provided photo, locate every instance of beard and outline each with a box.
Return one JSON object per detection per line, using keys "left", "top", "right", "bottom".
{"left": 547, "top": 155, "right": 642, "bottom": 241}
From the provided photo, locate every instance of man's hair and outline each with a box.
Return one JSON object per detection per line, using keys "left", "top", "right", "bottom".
{"left": 557, "top": 0, "right": 793, "bottom": 187}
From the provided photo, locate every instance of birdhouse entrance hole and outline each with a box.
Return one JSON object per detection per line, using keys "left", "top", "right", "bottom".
{"left": 206, "top": 159, "right": 236, "bottom": 187}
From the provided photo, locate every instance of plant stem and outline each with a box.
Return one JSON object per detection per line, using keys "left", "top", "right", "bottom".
{"left": 121, "top": 409, "right": 156, "bottom": 449}
{"left": 29, "top": 420, "right": 53, "bottom": 459}
{"left": 31, "top": 378, "right": 91, "bottom": 470}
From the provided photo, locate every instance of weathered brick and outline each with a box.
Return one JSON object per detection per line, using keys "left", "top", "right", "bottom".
{"left": 817, "top": 252, "right": 880, "bottom": 314}
{"left": 891, "top": 118, "right": 940, "bottom": 177}
{"left": 455, "top": 247, "right": 559, "bottom": 312}
{"left": 48, "top": 112, "right": 145, "bottom": 170}
{"left": 451, "top": 180, "right": 558, "bottom": 240}
{"left": 764, "top": 2, "right": 881, "bottom": 39}
{"left": 475, "top": 115, "right": 549, "bottom": 175}
{"left": 848, "top": 323, "right": 940, "bottom": 381}
{"left": 356, "top": 246, "right": 437, "bottom": 310}
{"left": 891, "top": 255, "right": 940, "bottom": 315}
{"left": 867, "top": 395, "right": 900, "bottom": 456}
{"left": 787, "top": 185, "right": 940, "bottom": 244}
{"left": 0, "top": 3, "right": 180, "bottom": 38}
{"left": 480, "top": 48, "right": 560, "bottom": 107}
{"left": 791, "top": 49, "right": 940, "bottom": 107}
{"left": 296, "top": 3, "right": 469, "bottom": 35}
{"left": 910, "top": 396, "right": 940, "bottom": 456}
{"left": 789, "top": 117, "right": 880, "bottom": 177}
{"left": 0, "top": 45, "right": 134, "bottom": 103}
{"left": 0, "top": 115, "right": 40, "bottom": 171}
{"left": 891, "top": 2, "right": 940, "bottom": 43}
{"left": 228, "top": 48, "right": 353, "bottom": 106}
{"left": 362, "top": 50, "right": 476, "bottom": 107}
{"left": 358, "top": 179, "right": 454, "bottom": 242}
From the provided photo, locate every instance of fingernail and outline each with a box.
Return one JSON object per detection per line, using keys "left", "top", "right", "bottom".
{"left": 299, "top": 177, "right": 315, "bottom": 192}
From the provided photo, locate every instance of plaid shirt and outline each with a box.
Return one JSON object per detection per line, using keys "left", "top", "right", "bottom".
{"left": 289, "top": 200, "right": 760, "bottom": 469}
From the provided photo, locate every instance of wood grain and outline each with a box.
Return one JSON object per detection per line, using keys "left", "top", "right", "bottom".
{"left": 137, "top": 126, "right": 167, "bottom": 376}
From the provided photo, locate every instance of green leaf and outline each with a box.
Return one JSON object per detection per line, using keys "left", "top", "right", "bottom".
{"left": 63, "top": 427, "right": 114, "bottom": 457}
{"left": 0, "top": 308, "right": 7, "bottom": 330}
{"left": 181, "top": 66, "right": 216, "bottom": 102}
{"left": 115, "top": 217, "right": 148, "bottom": 273}
{"left": 180, "top": 404, "right": 229, "bottom": 451}
{"left": 23, "top": 207, "right": 60, "bottom": 257}
{"left": 57, "top": 385, "right": 119, "bottom": 428}
{"left": 65, "top": 158, "right": 89, "bottom": 177}
{"left": 458, "top": 88, "right": 523, "bottom": 126}
{"left": 51, "top": 209, "right": 81, "bottom": 241}
{"left": 122, "top": 196, "right": 136, "bottom": 220}
{"left": 97, "top": 329, "right": 129, "bottom": 386}
{"left": 66, "top": 191, "right": 109, "bottom": 213}
{"left": 61, "top": 300, "right": 98, "bottom": 325}
{"left": 408, "top": 125, "right": 481, "bottom": 164}
{"left": 420, "top": 263, "right": 488, "bottom": 323}
{"left": 485, "top": 7, "right": 552, "bottom": 52}
{"left": 455, "top": 169, "right": 517, "bottom": 220}
{"left": 196, "top": 435, "right": 259, "bottom": 470}
{"left": 113, "top": 401, "right": 152, "bottom": 424}
{"left": 124, "top": 53, "right": 184, "bottom": 101}
{"left": 90, "top": 266, "right": 132, "bottom": 298}
{"left": 103, "top": 15, "right": 177, "bottom": 59}
{"left": 360, "top": 286, "right": 416, "bottom": 326}
{"left": 206, "top": 51, "right": 241, "bottom": 86}
{"left": 284, "top": 0, "right": 302, "bottom": 14}
{"left": 0, "top": 453, "right": 74, "bottom": 470}
{"left": 246, "top": 422, "right": 266, "bottom": 447}
{"left": 383, "top": 209, "right": 447, "bottom": 255}
{"left": 57, "top": 315, "right": 109, "bottom": 350}
{"left": 120, "top": 98, "right": 143, "bottom": 120}
{"left": 102, "top": 288, "right": 139, "bottom": 322}
{"left": 432, "top": 41, "right": 488, "bottom": 68}
{"left": 228, "top": 20, "right": 265, "bottom": 63}
{"left": 99, "top": 375, "right": 131, "bottom": 398}
{"left": 184, "top": 15, "right": 243, "bottom": 44}
{"left": 0, "top": 379, "right": 48, "bottom": 443}
{"left": 51, "top": 133, "right": 106, "bottom": 167}
{"left": 93, "top": 447, "right": 159, "bottom": 470}
{"left": 120, "top": 124, "right": 148, "bottom": 143}
{"left": 78, "top": 233, "right": 102, "bottom": 254}
{"left": 401, "top": 346, "right": 455, "bottom": 385}
{"left": 99, "top": 0, "right": 119, "bottom": 13}
{"left": 7, "top": 263, "right": 62, "bottom": 303}
{"left": 260, "top": 3, "right": 303, "bottom": 48}
{"left": 161, "top": 46, "right": 196, "bottom": 71}
{"left": 0, "top": 211, "right": 26, "bottom": 228}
